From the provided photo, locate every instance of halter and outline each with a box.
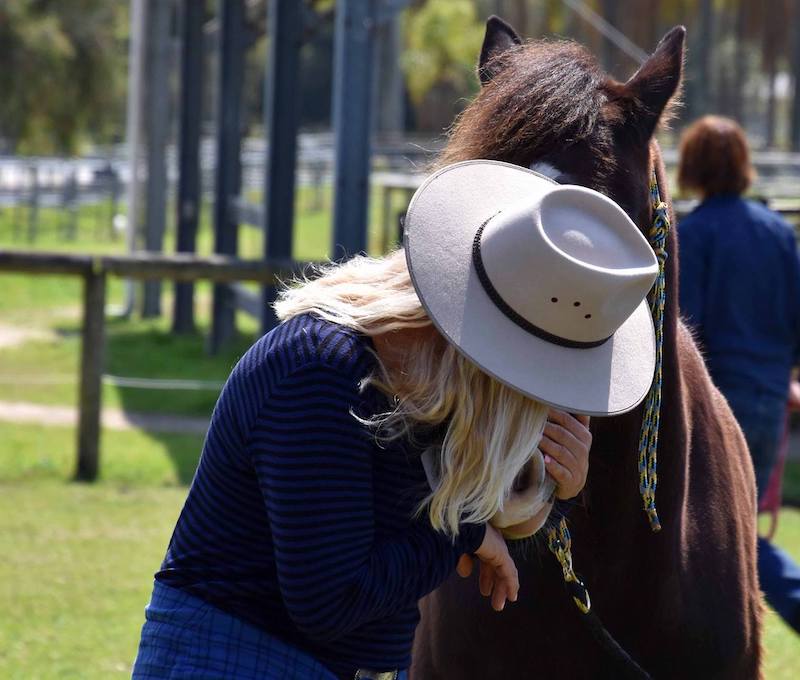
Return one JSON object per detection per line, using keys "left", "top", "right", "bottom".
{"left": 543, "top": 170, "right": 669, "bottom": 678}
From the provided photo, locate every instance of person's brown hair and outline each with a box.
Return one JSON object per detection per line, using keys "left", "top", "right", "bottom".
{"left": 677, "top": 115, "right": 755, "bottom": 197}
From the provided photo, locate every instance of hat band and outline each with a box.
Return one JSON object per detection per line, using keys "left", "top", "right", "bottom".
{"left": 472, "top": 219, "right": 611, "bottom": 350}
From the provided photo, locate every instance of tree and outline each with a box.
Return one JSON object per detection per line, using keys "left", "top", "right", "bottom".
{"left": 0, "top": 0, "right": 129, "bottom": 154}
{"left": 402, "top": 0, "right": 485, "bottom": 131}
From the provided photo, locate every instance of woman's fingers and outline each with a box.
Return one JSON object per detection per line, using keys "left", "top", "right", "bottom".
{"left": 456, "top": 554, "right": 474, "bottom": 578}
{"left": 547, "top": 409, "right": 592, "bottom": 443}
{"left": 541, "top": 424, "right": 581, "bottom": 467}
{"left": 479, "top": 561, "right": 495, "bottom": 597}
{"left": 480, "top": 557, "right": 519, "bottom": 611}
{"left": 573, "top": 413, "right": 591, "bottom": 429}
{"left": 474, "top": 524, "right": 520, "bottom": 610}
{"left": 541, "top": 410, "right": 591, "bottom": 500}
{"left": 491, "top": 579, "right": 509, "bottom": 612}
{"left": 491, "top": 560, "right": 519, "bottom": 611}
{"left": 494, "top": 557, "right": 519, "bottom": 603}
{"left": 543, "top": 448, "right": 574, "bottom": 494}
{"left": 472, "top": 525, "right": 519, "bottom": 611}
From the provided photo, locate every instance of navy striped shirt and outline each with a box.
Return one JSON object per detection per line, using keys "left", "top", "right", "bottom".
{"left": 156, "top": 314, "right": 485, "bottom": 678}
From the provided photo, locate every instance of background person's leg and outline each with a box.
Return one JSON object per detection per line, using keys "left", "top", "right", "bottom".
{"left": 724, "top": 392, "right": 800, "bottom": 632}
{"left": 758, "top": 537, "right": 800, "bottom": 633}
{"left": 723, "top": 393, "right": 783, "bottom": 502}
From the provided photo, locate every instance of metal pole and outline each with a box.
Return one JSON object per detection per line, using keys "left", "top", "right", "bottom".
{"left": 209, "top": 0, "right": 244, "bottom": 353}
{"left": 791, "top": 0, "right": 800, "bottom": 150}
{"left": 120, "top": 0, "right": 148, "bottom": 317}
{"left": 142, "top": 0, "right": 173, "bottom": 318}
{"left": 260, "top": 0, "right": 303, "bottom": 332}
{"left": 373, "top": 12, "right": 404, "bottom": 136}
{"left": 27, "top": 164, "right": 39, "bottom": 244}
{"left": 331, "top": 0, "right": 377, "bottom": 258}
{"left": 173, "top": 0, "right": 205, "bottom": 334}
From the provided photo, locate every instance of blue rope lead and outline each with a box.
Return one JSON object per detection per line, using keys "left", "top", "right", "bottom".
{"left": 637, "top": 172, "right": 670, "bottom": 532}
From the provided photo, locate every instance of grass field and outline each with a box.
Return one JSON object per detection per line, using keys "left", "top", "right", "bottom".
{"left": 1, "top": 198, "right": 799, "bottom": 676}
{"left": 0, "top": 435, "right": 798, "bottom": 679}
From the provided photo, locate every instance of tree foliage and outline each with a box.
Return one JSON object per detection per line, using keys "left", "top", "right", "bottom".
{"left": 402, "top": 0, "right": 485, "bottom": 107}
{"left": 0, "top": 0, "right": 128, "bottom": 155}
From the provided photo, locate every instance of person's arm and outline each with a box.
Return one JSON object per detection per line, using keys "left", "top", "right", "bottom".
{"left": 248, "top": 361, "right": 485, "bottom": 643}
{"left": 678, "top": 218, "right": 708, "bottom": 342}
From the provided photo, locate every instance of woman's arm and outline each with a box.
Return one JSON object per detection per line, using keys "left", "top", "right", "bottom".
{"left": 248, "top": 361, "right": 484, "bottom": 643}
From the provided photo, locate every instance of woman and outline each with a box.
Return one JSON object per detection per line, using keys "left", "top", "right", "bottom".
{"left": 677, "top": 115, "right": 800, "bottom": 633}
{"left": 132, "top": 160, "right": 659, "bottom": 678}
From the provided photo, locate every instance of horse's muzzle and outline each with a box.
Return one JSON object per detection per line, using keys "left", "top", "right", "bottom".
{"left": 490, "top": 454, "right": 557, "bottom": 539}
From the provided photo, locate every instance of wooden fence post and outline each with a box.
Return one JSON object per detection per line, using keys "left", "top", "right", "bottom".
{"left": 75, "top": 267, "right": 107, "bottom": 482}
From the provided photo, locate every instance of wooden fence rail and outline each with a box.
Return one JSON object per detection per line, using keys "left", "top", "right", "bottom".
{"left": 0, "top": 249, "right": 298, "bottom": 482}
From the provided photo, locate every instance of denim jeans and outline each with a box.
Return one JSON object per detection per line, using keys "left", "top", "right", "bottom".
{"left": 723, "top": 388, "right": 800, "bottom": 632}
{"left": 723, "top": 389, "right": 784, "bottom": 501}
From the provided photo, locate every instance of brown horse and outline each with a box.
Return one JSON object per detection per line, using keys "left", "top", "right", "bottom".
{"left": 412, "top": 18, "right": 761, "bottom": 680}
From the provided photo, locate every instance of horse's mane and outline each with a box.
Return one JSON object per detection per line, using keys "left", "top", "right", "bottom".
{"left": 440, "top": 40, "right": 610, "bottom": 168}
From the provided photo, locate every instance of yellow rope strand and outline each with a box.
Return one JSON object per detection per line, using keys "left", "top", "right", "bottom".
{"left": 546, "top": 517, "right": 591, "bottom": 614}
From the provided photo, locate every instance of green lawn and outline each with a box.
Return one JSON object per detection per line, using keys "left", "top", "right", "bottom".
{"left": 0, "top": 183, "right": 407, "bottom": 414}
{"left": 0, "top": 417, "right": 201, "bottom": 678}
{"left": 0, "top": 440, "right": 798, "bottom": 679}
{"left": 0, "top": 479, "right": 186, "bottom": 679}
{"left": 0, "top": 181, "right": 407, "bottom": 262}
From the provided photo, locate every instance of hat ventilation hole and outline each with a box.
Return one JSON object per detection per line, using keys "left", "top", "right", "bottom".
{"left": 550, "top": 297, "right": 558, "bottom": 303}
{"left": 584, "top": 314, "right": 591, "bottom": 319}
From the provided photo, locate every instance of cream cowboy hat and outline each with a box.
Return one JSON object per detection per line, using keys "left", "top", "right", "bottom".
{"left": 404, "top": 160, "right": 658, "bottom": 416}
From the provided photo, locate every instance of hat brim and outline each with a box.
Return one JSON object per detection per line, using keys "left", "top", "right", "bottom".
{"left": 404, "top": 160, "right": 655, "bottom": 417}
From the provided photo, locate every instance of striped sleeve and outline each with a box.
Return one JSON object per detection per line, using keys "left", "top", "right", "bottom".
{"left": 248, "top": 361, "right": 479, "bottom": 643}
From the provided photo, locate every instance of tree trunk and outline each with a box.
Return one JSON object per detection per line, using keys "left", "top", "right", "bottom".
{"left": 731, "top": 0, "right": 748, "bottom": 123}
{"left": 141, "top": 0, "right": 173, "bottom": 318}
{"left": 510, "top": 0, "right": 529, "bottom": 36}
{"left": 762, "top": 1, "right": 779, "bottom": 148}
{"left": 600, "top": 0, "right": 619, "bottom": 72}
{"left": 686, "top": 0, "right": 714, "bottom": 119}
{"left": 649, "top": 0, "right": 662, "bottom": 50}
{"left": 173, "top": 0, "right": 205, "bottom": 334}
{"left": 714, "top": 3, "right": 736, "bottom": 115}
{"left": 374, "top": 13, "right": 404, "bottom": 135}
{"left": 791, "top": 0, "right": 800, "bottom": 149}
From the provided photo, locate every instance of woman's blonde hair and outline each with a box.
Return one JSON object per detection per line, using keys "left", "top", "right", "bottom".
{"left": 274, "top": 250, "right": 548, "bottom": 537}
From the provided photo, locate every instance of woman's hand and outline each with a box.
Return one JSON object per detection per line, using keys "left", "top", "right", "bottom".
{"left": 539, "top": 410, "right": 591, "bottom": 500}
{"left": 456, "top": 525, "right": 518, "bottom": 612}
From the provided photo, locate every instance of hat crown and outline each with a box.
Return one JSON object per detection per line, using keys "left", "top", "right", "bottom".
{"left": 478, "top": 186, "right": 658, "bottom": 344}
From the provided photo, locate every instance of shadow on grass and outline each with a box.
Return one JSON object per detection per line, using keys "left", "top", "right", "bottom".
{"left": 101, "top": 318, "right": 255, "bottom": 485}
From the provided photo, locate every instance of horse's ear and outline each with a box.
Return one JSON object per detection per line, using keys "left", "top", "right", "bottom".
{"left": 619, "top": 26, "right": 686, "bottom": 140}
{"left": 478, "top": 15, "right": 522, "bottom": 86}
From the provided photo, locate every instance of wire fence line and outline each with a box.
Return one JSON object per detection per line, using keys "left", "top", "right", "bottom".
{"left": 0, "top": 374, "right": 225, "bottom": 391}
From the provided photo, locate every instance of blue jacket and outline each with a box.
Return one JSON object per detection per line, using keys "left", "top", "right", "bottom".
{"left": 678, "top": 195, "right": 800, "bottom": 400}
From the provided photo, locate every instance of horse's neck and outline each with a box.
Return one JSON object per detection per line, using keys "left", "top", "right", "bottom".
{"left": 584, "top": 142, "right": 689, "bottom": 535}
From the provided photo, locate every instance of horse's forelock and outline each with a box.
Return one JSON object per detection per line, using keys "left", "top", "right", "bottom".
{"left": 442, "top": 41, "right": 614, "bottom": 163}
{"left": 440, "top": 40, "right": 630, "bottom": 203}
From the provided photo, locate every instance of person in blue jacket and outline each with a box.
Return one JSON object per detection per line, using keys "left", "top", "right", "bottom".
{"left": 677, "top": 115, "right": 800, "bottom": 633}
